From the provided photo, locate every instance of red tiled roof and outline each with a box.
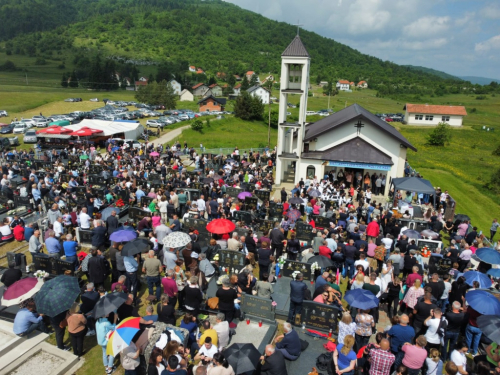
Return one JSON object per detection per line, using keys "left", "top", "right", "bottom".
{"left": 135, "top": 81, "right": 147, "bottom": 86}
{"left": 358, "top": 81, "right": 366, "bottom": 85}
{"left": 209, "top": 84, "right": 219, "bottom": 88}
{"left": 192, "top": 83, "right": 205, "bottom": 89}
{"left": 338, "top": 80, "right": 350, "bottom": 84}
{"left": 190, "top": 66, "right": 195, "bottom": 69}
{"left": 234, "top": 84, "right": 241, "bottom": 89}
{"left": 246, "top": 71, "right": 254, "bottom": 75}
{"left": 406, "top": 103, "right": 467, "bottom": 116}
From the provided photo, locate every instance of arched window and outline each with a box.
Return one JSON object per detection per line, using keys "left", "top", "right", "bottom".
{"left": 306, "top": 165, "right": 315, "bottom": 179}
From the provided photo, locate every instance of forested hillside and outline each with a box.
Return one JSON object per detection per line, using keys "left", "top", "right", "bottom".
{"left": 0, "top": 0, "right": 493, "bottom": 96}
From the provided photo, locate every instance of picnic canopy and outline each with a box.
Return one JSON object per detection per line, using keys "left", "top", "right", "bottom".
{"left": 391, "top": 176, "right": 436, "bottom": 206}
{"left": 36, "top": 125, "right": 73, "bottom": 135}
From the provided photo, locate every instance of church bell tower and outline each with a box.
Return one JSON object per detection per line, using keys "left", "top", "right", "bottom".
{"left": 275, "top": 35, "right": 310, "bottom": 185}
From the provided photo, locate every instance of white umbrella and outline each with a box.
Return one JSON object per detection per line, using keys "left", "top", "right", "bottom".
{"left": 162, "top": 232, "right": 192, "bottom": 248}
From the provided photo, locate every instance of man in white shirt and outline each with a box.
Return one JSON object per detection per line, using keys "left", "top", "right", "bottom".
{"left": 79, "top": 207, "right": 91, "bottom": 230}
{"left": 381, "top": 234, "right": 393, "bottom": 252}
{"left": 213, "top": 313, "right": 230, "bottom": 349}
{"left": 325, "top": 233, "right": 337, "bottom": 251}
{"left": 424, "top": 308, "right": 446, "bottom": 347}
{"left": 355, "top": 253, "right": 370, "bottom": 272}
{"left": 449, "top": 342, "right": 468, "bottom": 375}
{"left": 53, "top": 216, "right": 64, "bottom": 239}
{"left": 163, "top": 247, "right": 178, "bottom": 270}
{"left": 196, "top": 195, "right": 206, "bottom": 214}
{"left": 194, "top": 337, "right": 218, "bottom": 364}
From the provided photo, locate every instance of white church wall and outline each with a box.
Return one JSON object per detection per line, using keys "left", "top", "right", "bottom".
{"left": 296, "top": 159, "right": 324, "bottom": 181}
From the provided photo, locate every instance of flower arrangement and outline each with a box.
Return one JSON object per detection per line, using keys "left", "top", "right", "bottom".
{"left": 310, "top": 262, "right": 320, "bottom": 273}
{"left": 421, "top": 246, "right": 431, "bottom": 258}
{"left": 115, "top": 199, "right": 125, "bottom": 207}
{"left": 277, "top": 257, "right": 286, "bottom": 269}
{"left": 34, "top": 270, "right": 49, "bottom": 279}
{"left": 291, "top": 270, "right": 300, "bottom": 280}
{"left": 271, "top": 301, "right": 277, "bottom": 310}
{"left": 213, "top": 254, "right": 220, "bottom": 261}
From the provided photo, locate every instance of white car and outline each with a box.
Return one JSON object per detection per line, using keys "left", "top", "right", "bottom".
{"left": 306, "top": 111, "right": 317, "bottom": 116}
{"left": 20, "top": 119, "right": 35, "bottom": 127}
{"left": 23, "top": 130, "right": 38, "bottom": 143}
{"left": 36, "top": 119, "right": 50, "bottom": 127}
{"left": 146, "top": 120, "right": 162, "bottom": 128}
{"left": 0, "top": 110, "right": 8, "bottom": 117}
{"left": 178, "top": 114, "right": 189, "bottom": 121}
{"left": 89, "top": 98, "right": 99, "bottom": 102}
{"left": 13, "top": 123, "right": 29, "bottom": 134}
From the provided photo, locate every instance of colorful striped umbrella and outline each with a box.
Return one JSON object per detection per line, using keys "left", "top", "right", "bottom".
{"left": 1, "top": 278, "right": 43, "bottom": 306}
{"left": 106, "top": 317, "right": 141, "bottom": 356}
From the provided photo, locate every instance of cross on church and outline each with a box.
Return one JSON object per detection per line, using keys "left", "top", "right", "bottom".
{"left": 293, "top": 20, "right": 303, "bottom": 36}
{"left": 354, "top": 120, "right": 364, "bottom": 135}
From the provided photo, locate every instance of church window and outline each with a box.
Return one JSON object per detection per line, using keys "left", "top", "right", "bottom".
{"left": 306, "top": 165, "right": 315, "bottom": 179}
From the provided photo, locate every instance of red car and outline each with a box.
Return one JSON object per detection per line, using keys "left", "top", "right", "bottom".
{"left": 385, "top": 117, "right": 393, "bottom": 122}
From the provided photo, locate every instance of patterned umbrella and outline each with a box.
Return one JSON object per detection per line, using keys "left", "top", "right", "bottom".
{"left": 162, "top": 231, "right": 192, "bottom": 248}
{"left": 34, "top": 275, "right": 80, "bottom": 317}
{"left": 402, "top": 229, "right": 421, "bottom": 239}
{"left": 421, "top": 229, "right": 439, "bottom": 239}
{"left": 238, "top": 191, "right": 252, "bottom": 200}
{"left": 308, "top": 189, "right": 321, "bottom": 197}
{"left": 206, "top": 218, "right": 236, "bottom": 234}
{"left": 106, "top": 317, "right": 141, "bottom": 356}
{"left": 287, "top": 209, "right": 302, "bottom": 221}
{"left": 1, "top": 277, "right": 43, "bottom": 307}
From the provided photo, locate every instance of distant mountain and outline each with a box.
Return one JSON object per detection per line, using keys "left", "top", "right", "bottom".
{"left": 459, "top": 76, "right": 500, "bottom": 85}
{"left": 403, "top": 65, "right": 461, "bottom": 81}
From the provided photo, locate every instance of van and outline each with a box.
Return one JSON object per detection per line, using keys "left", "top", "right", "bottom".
{"left": 306, "top": 111, "right": 317, "bottom": 116}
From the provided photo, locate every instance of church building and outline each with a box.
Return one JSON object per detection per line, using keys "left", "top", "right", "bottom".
{"left": 275, "top": 36, "right": 416, "bottom": 196}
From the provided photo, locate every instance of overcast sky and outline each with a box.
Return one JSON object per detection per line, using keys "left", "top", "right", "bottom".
{"left": 223, "top": 0, "right": 500, "bottom": 79}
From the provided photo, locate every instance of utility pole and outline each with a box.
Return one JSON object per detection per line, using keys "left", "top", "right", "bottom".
{"left": 267, "top": 99, "right": 271, "bottom": 148}
{"left": 25, "top": 73, "right": 28, "bottom": 85}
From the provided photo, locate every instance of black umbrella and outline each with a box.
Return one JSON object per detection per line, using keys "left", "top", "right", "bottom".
{"left": 92, "top": 292, "right": 128, "bottom": 319}
{"left": 454, "top": 213, "right": 470, "bottom": 222}
{"left": 121, "top": 238, "right": 152, "bottom": 257}
{"left": 224, "top": 343, "right": 261, "bottom": 374}
{"left": 477, "top": 315, "right": 500, "bottom": 343}
{"left": 202, "top": 177, "right": 214, "bottom": 184}
{"left": 289, "top": 197, "right": 304, "bottom": 204}
{"left": 306, "top": 255, "right": 334, "bottom": 268}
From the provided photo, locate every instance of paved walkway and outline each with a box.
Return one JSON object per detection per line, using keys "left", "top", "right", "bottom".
{"left": 151, "top": 124, "right": 190, "bottom": 146}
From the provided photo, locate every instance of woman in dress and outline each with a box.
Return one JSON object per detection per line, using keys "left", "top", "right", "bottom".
{"left": 338, "top": 312, "right": 357, "bottom": 345}
{"left": 380, "top": 260, "right": 394, "bottom": 293}
{"left": 354, "top": 309, "right": 375, "bottom": 352}
{"left": 402, "top": 278, "right": 424, "bottom": 311}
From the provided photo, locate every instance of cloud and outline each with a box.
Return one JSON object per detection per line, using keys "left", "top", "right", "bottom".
{"left": 403, "top": 16, "right": 450, "bottom": 39}
{"left": 475, "top": 35, "right": 500, "bottom": 52}
{"left": 479, "top": 4, "right": 500, "bottom": 19}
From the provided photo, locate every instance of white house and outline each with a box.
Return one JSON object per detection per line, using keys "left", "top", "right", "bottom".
{"left": 179, "top": 89, "right": 194, "bottom": 102}
{"left": 357, "top": 80, "right": 368, "bottom": 88}
{"left": 169, "top": 80, "right": 182, "bottom": 95}
{"left": 275, "top": 36, "right": 416, "bottom": 196}
{"left": 233, "top": 83, "right": 242, "bottom": 96}
{"left": 247, "top": 85, "right": 270, "bottom": 104}
{"left": 404, "top": 103, "right": 467, "bottom": 126}
{"left": 336, "top": 80, "right": 350, "bottom": 91}
{"left": 189, "top": 66, "right": 196, "bottom": 72}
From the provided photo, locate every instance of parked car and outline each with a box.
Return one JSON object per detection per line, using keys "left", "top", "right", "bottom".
{"left": 20, "top": 119, "right": 35, "bottom": 127}
{"left": 35, "top": 119, "right": 50, "bottom": 127}
{"left": 89, "top": 98, "right": 99, "bottom": 102}
{"left": 0, "top": 124, "right": 15, "bottom": 134}
{"left": 146, "top": 120, "right": 162, "bottom": 128}
{"left": 0, "top": 110, "right": 8, "bottom": 117}
{"left": 23, "top": 130, "right": 38, "bottom": 143}
{"left": 0, "top": 137, "right": 16, "bottom": 152}
{"left": 13, "top": 123, "right": 29, "bottom": 133}
{"left": 178, "top": 114, "right": 189, "bottom": 121}
{"left": 385, "top": 117, "right": 394, "bottom": 122}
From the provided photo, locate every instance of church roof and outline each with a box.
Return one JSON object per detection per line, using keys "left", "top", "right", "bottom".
{"left": 304, "top": 103, "right": 417, "bottom": 151}
{"left": 282, "top": 36, "right": 310, "bottom": 57}
{"left": 301, "top": 136, "right": 394, "bottom": 165}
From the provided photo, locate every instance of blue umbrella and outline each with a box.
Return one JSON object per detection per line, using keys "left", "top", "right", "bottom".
{"left": 344, "top": 289, "right": 379, "bottom": 309}
{"left": 487, "top": 269, "right": 500, "bottom": 278}
{"left": 109, "top": 230, "right": 137, "bottom": 242}
{"left": 111, "top": 147, "right": 120, "bottom": 152}
{"left": 465, "top": 289, "right": 500, "bottom": 315}
{"left": 476, "top": 248, "right": 500, "bottom": 265}
{"left": 463, "top": 271, "right": 492, "bottom": 288}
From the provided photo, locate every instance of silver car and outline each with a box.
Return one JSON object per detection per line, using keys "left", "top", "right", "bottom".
{"left": 23, "top": 130, "right": 38, "bottom": 143}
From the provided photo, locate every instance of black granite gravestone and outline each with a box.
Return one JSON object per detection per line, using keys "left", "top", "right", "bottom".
{"left": 59, "top": 174, "right": 71, "bottom": 183}
{"left": 32, "top": 253, "right": 53, "bottom": 274}
{"left": 232, "top": 211, "right": 252, "bottom": 226}
{"left": 300, "top": 301, "right": 339, "bottom": 332}
{"left": 79, "top": 229, "right": 93, "bottom": 244}
{"left": 245, "top": 197, "right": 258, "bottom": 211}
{"left": 54, "top": 259, "right": 74, "bottom": 276}
{"left": 192, "top": 182, "right": 203, "bottom": 190}
{"left": 6, "top": 252, "right": 26, "bottom": 272}
{"left": 254, "top": 190, "right": 270, "bottom": 202}
{"left": 225, "top": 187, "right": 240, "bottom": 199}
{"left": 218, "top": 250, "right": 246, "bottom": 272}
{"left": 269, "top": 204, "right": 283, "bottom": 219}
{"left": 128, "top": 207, "right": 149, "bottom": 221}
{"left": 312, "top": 215, "right": 331, "bottom": 228}
{"left": 141, "top": 196, "right": 154, "bottom": 208}
{"left": 281, "top": 260, "right": 312, "bottom": 281}
{"left": 296, "top": 223, "right": 314, "bottom": 241}
{"left": 258, "top": 220, "right": 274, "bottom": 233}
{"left": 13, "top": 195, "right": 32, "bottom": 209}
{"left": 241, "top": 294, "right": 275, "bottom": 321}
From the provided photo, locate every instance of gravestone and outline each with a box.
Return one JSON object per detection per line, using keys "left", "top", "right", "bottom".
{"left": 254, "top": 190, "right": 270, "bottom": 202}
{"left": 245, "top": 197, "right": 258, "bottom": 211}
{"left": 88, "top": 174, "right": 104, "bottom": 185}
{"left": 141, "top": 196, "right": 154, "bottom": 208}
{"left": 6, "top": 252, "right": 27, "bottom": 272}
{"left": 269, "top": 204, "right": 283, "bottom": 219}
{"left": 54, "top": 259, "right": 74, "bottom": 276}
{"left": 32, "top": 254, "right": 53, "bottom": 275}
{"left": 296, "top": 223, "right": 314, "bottom": 241}
{"left": 79, "top": 229, "right": 93, "bottom": 244}
{"left": 9, "top": 176, "right": 26, "bottom": 190}
{"left": 258, "top": 220, "right": 274, "bottom": 233}
{"left": 184, "top": 189, "right": 201, "bottom": 202}
{"left": 232, "top": 211, "right": 252, "bottom": 226}
{"left": 225, "top": 187, "right": 240, "bottom": 199}
{"left": 59, "top": 174, "right": 70, "bottom": 183}
{"left": 110, "top": 177, "right": 120, "bottom": 185}
{"left": 240, "top": 294, "right": 275, "bottom": 321}
{"left": 312, "top": 215, "right": 330, "bottom": 228}
{"left": 281, "top": 260, "right": 312, "bottom": 281}
{"left": 417, "top": 239, "right": 442, "bottom": 253}
{"left": 128, "top": 207, "right": 150, "bottom": 221}
{"left": 234, "top": 227, "right": 249, "bottom": 238}
{"left": 192, "top": 182, "right": 203, "bottom": 190}
{"left": 300, "top": 301, "right": 339, "bottom": 332}
{"left": 13, "top": 196, "right": 32, "bottom": 209}
{"left": 218, "top": 250, "right": 245, "bottom": 272}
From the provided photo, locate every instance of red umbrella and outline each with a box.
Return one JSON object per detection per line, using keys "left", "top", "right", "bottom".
{"left": 36, "top": 125, "right": 73, "bottom": 134}
{"left": 70, "top": 127, "right": 103, "bottom": 136}
{"left": 206, "top": 218, "right": 236, "bottom": 234}
{"left": 1, "top": 277, "right": 43, "bottom": 306}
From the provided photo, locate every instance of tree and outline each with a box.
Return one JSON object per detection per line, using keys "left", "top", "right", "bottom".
{"left": 228, "top": 74, "right": 236, "bottom": 87}
{"left": 61, "top": 73, "right": 68, "bottom": 88}
{"left": 234, "top": 92, "right": 264, "bottom": 121}
{"left": 208, "top": 76, "right": 216, "bottom": 85}
{"left": 134, "top": 80, "right": 177, "bottom": 107}
{"left": 426, "top": 122, "right": 452, "bottom": 146}
{"left": 191, "top": 119, "right": 203, "bottom": 132}
{"left": 69, "top": 71, "right": 78, "bottom": 88}
{"left": 241, "top": 75, "right": 250, "bottom": 90}
{"left": 267, "top": 110, "right": 279, "bottom": 129}
{"left": 250, "top": 74, "right": 258, "bottom": 86}
{"left": 492, "top": 144, "right": 500, "bottom": 156}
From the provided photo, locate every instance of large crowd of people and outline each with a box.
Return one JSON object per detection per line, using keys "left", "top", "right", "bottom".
{"left": 1, "top": 144, "right": 500, "bottom": 375}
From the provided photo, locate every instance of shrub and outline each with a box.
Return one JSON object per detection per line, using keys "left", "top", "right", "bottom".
{"left": 426, "top": 122, "right": 452, "bottom": 146}
{"left": 205, "top": 118, "right": 211, "bottom": 128}
{"left": 476, "top": 95, "right": 487, "bottom": 100}
{"left": 493, "top": 145, "right": 500, "bottom": 156}
{"left": 191, "top": 119, "right": 203, "bottom": 132}
{"left": 470, "top": 108, "right": 477, "bottom": 113}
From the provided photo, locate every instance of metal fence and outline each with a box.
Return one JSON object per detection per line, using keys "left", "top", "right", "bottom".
{"left": 190, "top": 147, "right": 270, "bottom": 155}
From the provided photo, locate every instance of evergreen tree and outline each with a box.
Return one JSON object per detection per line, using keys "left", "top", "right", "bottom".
{"left": 69, "top": 71, "right": 78, "bottom": 87}
{"left": 241, "top": 75, "right": 250, "bottom": 90}
{"left": 61, "top": 73, "right": 68, "bottom": 88}
{"left": 87, "top": 55, "right": 102, "bottom": 90}
{"left": 250, "top": 74, "right": 258, "bottom": 86}
{"left": 234, "top": 92, "right": 264, "bottom": 121}
{"left": 148, "top": 73, "right": 155, "bottom": 84}
{"left": 228, "top": 74, "right": 236, "bottom": 87}
{"left": 208, "top": 76, "right": 216, "bottom": 85}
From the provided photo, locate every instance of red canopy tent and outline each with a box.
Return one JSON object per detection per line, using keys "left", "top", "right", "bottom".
{"left": 70, "top": 127, "right": 103, "bottom": 137}
{"left": 36, "top": 125, "right": 73, "bottom": 135}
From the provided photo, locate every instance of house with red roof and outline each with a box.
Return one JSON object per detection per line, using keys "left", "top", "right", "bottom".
{"left": 357, "top": 81, "right": 368, "bottom": 88}
{"left": 336, "top": 80, "right": 350, "bottom": 91}
{"left": 192, "top": 83, "right": 209, "bottom": 97}
{"left": 196, "top": 68, "right": 204, "bottom": 74}
{"left": 404, "top": 103, "right": 467, "bottom": 126}
{"left": 135, "top": 78, "right": 148, "bottom": 91}
{"left": 233, "top": 83, "right": 242, "bottom": 95}
{"left": 208, "top": 83, "right": 222, "bottom": 96}
{"left": 189, "top": 66, "right": 196, "bottom": 72}
{"left": 246, "top": 71, "right": 259, "bottom": 82}
{"left": 198, "top": 95, "right": 226, "bottom": 112}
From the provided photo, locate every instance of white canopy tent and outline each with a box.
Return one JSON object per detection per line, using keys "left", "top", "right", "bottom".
{"left": 65, "top": 119, "right": 144, "bottom": 140}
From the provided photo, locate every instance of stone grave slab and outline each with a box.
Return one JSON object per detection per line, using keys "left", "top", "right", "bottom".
{"left": 230, "top": 321, "right": 277, "bottom": 353}
{"left": 240, "top": 294, "right": 274, "bottom": 322}
{"left": 271, "top": 276, "right": 315, "bottom": 319}
{"left": 300, "top": 300, "right": 339, "bottom": 332}
{"left": 285, "top": 328, "right": 328, "bottom": 375}
{"left": 254, "top": 190, "right": 270, "bottom": 202}
{"left": 281, "top": 260, "right": 312, "bottom": 281}
{"left": 244, "top": 197, "right": 258, "bottom": 211}
{"left": 217, "top": 250, "right": 245, "bottom": 273}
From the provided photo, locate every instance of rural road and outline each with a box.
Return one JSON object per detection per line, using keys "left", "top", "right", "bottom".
{"left": 151, "top": 124, "right": 190, "bottom": 146}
